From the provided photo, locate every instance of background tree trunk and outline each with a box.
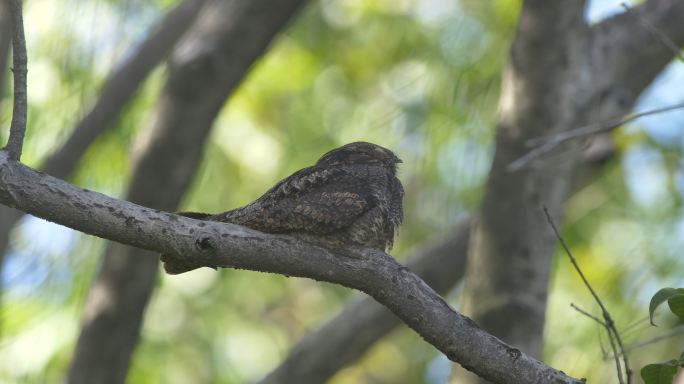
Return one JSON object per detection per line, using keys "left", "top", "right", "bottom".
{"left": 66, "top": 1, "right": 305, "bottom": 383}
{"left": 459, "top": 0, "right": 684, "bottom": 382}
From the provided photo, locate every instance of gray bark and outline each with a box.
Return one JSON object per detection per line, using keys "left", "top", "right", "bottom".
{"left": 65, "top": 1, "right": 305, "bottom": 383}
{"left": 261, "top": 220, "right": 472, "bottom": 384}
{"left": 460, "top": 0, "right": 684, "bottom": 382}
{"left": 0, "top": 150, "right": 583, "bottom": 384}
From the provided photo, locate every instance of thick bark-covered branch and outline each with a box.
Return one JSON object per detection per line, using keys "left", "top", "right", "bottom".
{"left": 66, "top": 1, "right": 305, "bottom": 383}
{"left": 261, "top": 221, "right": 471, "bottom": 384}
{"left": 0, "top": 151, "right": 583, "bottom": 384}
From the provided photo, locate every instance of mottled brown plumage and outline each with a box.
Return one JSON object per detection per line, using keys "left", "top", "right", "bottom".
{"left": 162, "top": 142, "right": 404, "bottom": 274}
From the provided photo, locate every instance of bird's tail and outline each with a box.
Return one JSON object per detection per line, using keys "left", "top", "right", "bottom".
{"left": 161, "top": 211, "right": 215, "bottom": 275}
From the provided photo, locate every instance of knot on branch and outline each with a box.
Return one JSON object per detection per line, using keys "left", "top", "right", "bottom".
{"left": 195, "top": 235, "right": 214, "bottom": 250}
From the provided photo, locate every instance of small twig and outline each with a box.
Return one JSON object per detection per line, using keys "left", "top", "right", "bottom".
{"left": 605, "top": 323, "right": 625, "bottom": 383}
{"left": 571, "top": 304, "right": 624, "bottom": 382}
{"left": 508, "top": 101, "right": 684, "bottom": 171}
{"left": 3, "top": 0, "right": 27, "bottom": 161}
{"left": 613, "top": 325, "right": 684, "bottom": 358}
{"left": 621, "top": 2, "right": 684, "bottom": 63}
{"left": 544, "top": 206, "right": 632, "bottom": 384}
{"left": 619, "top": 315, "right": 650, "bottom": 336}
{"left": 571, "top": 303, "right": 608, "bottom": 327}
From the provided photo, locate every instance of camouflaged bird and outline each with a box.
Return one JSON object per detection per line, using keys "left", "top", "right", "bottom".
{"left": 162, "top": 142, "right": 404, "bottom": 274}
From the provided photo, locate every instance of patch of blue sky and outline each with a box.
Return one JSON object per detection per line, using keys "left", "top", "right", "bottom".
{"left": 622, "top": 145, "right": 671, "bottom": 208}
{"left": 634, "top": 62, "right": 684, "bottom": 147}
{"left": 585, "top": 0, "right": 625, "bottom": 23}
{"left": 3, "top": 216, "right": 77, "bottom": 300}
{"left": 622, "top": 60, "right": 684, "bottom": 206}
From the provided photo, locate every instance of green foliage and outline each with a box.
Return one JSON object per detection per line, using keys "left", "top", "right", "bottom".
{"left": 649, "top": 288, "right": 684, "bottom": 325}
{"left": 641, "top": 288, "right": 684, "bottom": 383}
{"left": 641, "top": 361, "right": 680, "bottom": 384}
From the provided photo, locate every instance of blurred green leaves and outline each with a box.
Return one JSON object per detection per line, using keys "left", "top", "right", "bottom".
{"left": 3, "top": 0, "right": 684, "bottom": 383}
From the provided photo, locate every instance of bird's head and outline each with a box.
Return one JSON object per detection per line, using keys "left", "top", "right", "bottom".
{"left": 316, "top": 142, "right": 402, "bottom": 174}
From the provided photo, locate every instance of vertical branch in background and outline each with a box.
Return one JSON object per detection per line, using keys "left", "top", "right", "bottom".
{"left": 41, "top": 0, "right": 208, "bottom": 177}
{"left": 544, "top": 207, "right": 631, "bottom": 384}
{"left": 3, "top": 0, "right": 27, "bottom": 160}
{"left": 66, "top": 1, "right": 305, "bottom": 383}
{"left": 0, "top": 1, "right": 12, "bottom": 112}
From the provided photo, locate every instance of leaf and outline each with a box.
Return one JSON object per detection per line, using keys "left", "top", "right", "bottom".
{"left": 668, "top": 294, "right": 684, "bottom": 322}
{"left": 641, "top": 363, "right": 678, "bottom": 384}
{"left": 649, "top": 288, "right": 684, "bottom": 325}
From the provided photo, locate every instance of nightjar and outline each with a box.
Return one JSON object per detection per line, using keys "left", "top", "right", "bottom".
{"left": 162, "top": 142, "right": 404, "bottom": 274}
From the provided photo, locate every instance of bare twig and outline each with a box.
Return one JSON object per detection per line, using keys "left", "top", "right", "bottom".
{"left": 621, "top": 2, "right": 684, "bottom": 63}
{"left": 571, "top": 303, "right": 608, "bottom": 327}
{"left": 544, "top": 206, "right": 632, "bottom": 384}
{"left": 570, "top": 302, "right": 624, "bottom": 379}
{"left": 618, "top": 325, "right": 684, "bottom": 357}
{"left": 509, "top": 101, "right": 684, "bottom": 171}
{"left": 3, "top": 0, "right": 27, "bottom": 161}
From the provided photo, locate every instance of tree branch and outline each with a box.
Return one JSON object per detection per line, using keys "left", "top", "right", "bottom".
{"left": 3, "top": 0, "right": 27, "bottom": 161}
{"left": 620, "top": 2, "right": 684, "bottom": 62}
{"left": 591, "top": 0, "right": 684, "bottom": 100}
{"left": 0, "top": 152, "right": 583, "bottom": 384}
{"left": 261, "top": 220, "right": 471, "bottom": 384}
{"left": 509, "top": 100, "right": 684, "bottom": 171}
